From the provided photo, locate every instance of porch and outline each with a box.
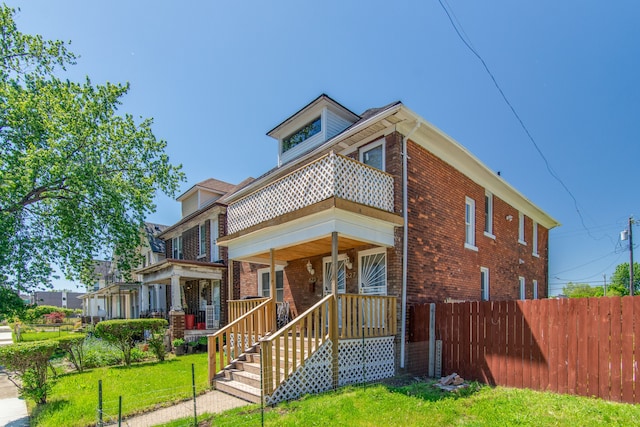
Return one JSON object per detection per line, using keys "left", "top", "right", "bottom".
{"left": 208, "top": 293, "right": 397, "bottom": 404}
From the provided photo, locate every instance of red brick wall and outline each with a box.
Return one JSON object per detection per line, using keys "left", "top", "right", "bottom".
{"left": 404, "top": 139, "right": 549, "bottom": 304}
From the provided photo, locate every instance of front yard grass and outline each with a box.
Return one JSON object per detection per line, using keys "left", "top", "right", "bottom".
{"left": 30, "top": 352, "right": 210, "bottom": 427}
{"left": 165, "top": 381, "right": 640, "bottom": 427}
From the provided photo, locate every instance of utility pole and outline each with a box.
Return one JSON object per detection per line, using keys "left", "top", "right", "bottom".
{"left": 603, "top": 273, "right": 607, "bottom": 296}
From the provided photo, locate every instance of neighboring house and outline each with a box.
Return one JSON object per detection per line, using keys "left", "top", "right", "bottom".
{"left": 31, "top": 290, "right": 84, "bottom": 310}
{"left": 79, "top": 222, "right": 169, "bottom": 321}
{"left": 144, "top": 94, "right": 559, "bottom": 404}
{"left": 137, "top": 179, "right": 241, "bottom": 340}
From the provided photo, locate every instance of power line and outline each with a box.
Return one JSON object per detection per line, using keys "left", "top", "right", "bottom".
{"left": 436, "top": 0, "right": 598, "bottom": 240}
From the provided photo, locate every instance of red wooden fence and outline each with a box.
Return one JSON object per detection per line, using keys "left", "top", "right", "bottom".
{"left": 408, "top": 296, "right": 640, "bottom": 404}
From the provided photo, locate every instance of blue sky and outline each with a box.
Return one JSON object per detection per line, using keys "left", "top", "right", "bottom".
{"left": 9, "top": 1, "right": 639, "bottom": 295}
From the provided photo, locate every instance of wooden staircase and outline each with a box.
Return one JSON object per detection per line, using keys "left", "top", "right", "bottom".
{"left": 214, "top": 343, "right": 263, "bottom": 403}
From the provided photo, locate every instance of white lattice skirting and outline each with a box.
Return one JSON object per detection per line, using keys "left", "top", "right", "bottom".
{"left": 265, "top": 337, "right": 395, "bottom": 405}
{"left": 338, "top": 337, "right": 395, "bottom": 386}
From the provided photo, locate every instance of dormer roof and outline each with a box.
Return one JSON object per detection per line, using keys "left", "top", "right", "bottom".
{"left": 177, "top": 178, "right": 236, "bottom": 202}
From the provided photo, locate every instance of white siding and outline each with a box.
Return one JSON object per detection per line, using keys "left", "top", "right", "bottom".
{"left": 181, "top": 193, "right": 199, "bottom": 217}
{"left": 326, "top": 109, "right": 354, "bottom": 140}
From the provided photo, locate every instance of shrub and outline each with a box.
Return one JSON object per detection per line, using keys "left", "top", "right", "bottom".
{"left": 22, "top": 305, "right": 73, "bottom": 323}
{"left": 0, "top": 340, "right": 59, "bottom": 404}
{"left": 94, "top": 319, "right": 167, "bottom": 366}
{"left": 44, "top": 311, "right": 66, "bottom": 324}
{"left": 172, "top": 338, "right": 185, "bottom": 348}
{"left": 57, "top": 334, "right": 86, "bottom": 372}
{"left": 148, "top": 333, "right": 167, "bottom": 362}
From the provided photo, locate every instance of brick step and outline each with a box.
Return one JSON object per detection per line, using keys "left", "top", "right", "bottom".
{"left": 215, "top": 378, "right": 261, "bottom": 404}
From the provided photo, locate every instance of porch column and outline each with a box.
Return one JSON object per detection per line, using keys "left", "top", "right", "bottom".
{"left": 154, "top": 284, "right": 161, "bottom": 311}
{"left": 170, "top": 274, "right": 182, "bottom": 311}
{"left": 169, "top": 274, "right": 185, "bottom": 340}
{"left": 270, "top": 249, "right": 276, "bottom": 330}
{"left": 330, "top": 231, "right": 339, "bottom": 389}
{"left": 140, "top": 284, "right": 149, "bottom": 313}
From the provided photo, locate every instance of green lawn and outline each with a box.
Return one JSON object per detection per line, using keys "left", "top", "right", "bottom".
{"left": 30, "top": 353, "right": 210, "bottom": 427}
{"left": 161, "top": 381, "right": 640, "bottom": 427}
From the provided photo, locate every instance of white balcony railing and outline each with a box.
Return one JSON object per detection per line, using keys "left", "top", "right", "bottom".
{"left": 227, "top": 152, "right": 395, "bottom": 234}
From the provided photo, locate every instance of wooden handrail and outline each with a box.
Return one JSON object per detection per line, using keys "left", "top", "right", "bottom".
{"left": 261, "top": 294, "right": 334, "bottom": 396}
{"left": 339, "top": 294, "right": 397, "bottom": 339}
{"left": 208, "top": 298, "right": 275, "bottom": 385}
{"left": 228, "top": 297, "right": 269, "bottom": 323}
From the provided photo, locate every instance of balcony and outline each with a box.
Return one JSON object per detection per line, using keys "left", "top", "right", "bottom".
{"left": 227, "top": 152, "right": 395, "bottom": 235}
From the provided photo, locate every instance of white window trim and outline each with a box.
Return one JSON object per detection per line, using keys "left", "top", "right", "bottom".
{"left": 519, "top": 276, "right": 526, "bottom": 300}
{"left": 533, "top": 279, "right": 539, "bottom": 299}
{"left": 257, "top": 266, "right": 285, "bottom": 301}
{"left": 210, "top": 218, "right": 219, "bottom": 262}
{"left": 198, "top": 223, "right": 206, "bottom": 258}
{"left": 172, "top": 236, "right": 183, "bottom": 259}
{"left": 518, "top": 212, "right": 527, "bottom": 245}
{"left": 532, "top": 222, "right": 539, "bottom": 257}
{"left": 359, "top": 138, "right": 385, "bottom": 171}
{"left": 484, "top": 191, "right": 495, "bottom": 239}
{"left": 465, "top": 197, "right": 477, "bottom": 251}
{"left": 480, "top": 267, "right": 490, "bottom": 301}
{"left": 358, "top": 247, "right": 387, "bottom": 296}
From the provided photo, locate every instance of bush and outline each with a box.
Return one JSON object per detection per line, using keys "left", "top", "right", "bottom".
{"left": 94, "top": 319, "right": 167, "bottom": 366}
{"left": 0, "top": 340, "right": 59, "bottom": 404}
{"left": 44, "top": 312, "right": 66, "bottom": 324}
{"left": 56, "top": 334, "right": 86, "bottom": 372}
{"left": 148, "top": 333, "right": 167, "bottom": 362}
{"left": 22, "top": 305, "right": 73, "bottom": 323}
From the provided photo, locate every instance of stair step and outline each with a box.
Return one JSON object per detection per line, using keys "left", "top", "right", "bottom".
{"left": 225, "top": 368, "right": 261, "bottom": 388}
{"left": 235, "top": 360, "right": 261, "bottom": 375}
{"left": 215, "top": 378, "right": 261, "bottom": 404}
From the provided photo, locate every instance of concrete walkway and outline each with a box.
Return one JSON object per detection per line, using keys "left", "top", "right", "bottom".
{"left": 106, "top": 389, "right": 249, "bottom": 427}
{"left": 0, "top": 325, "right": 29, "bottom": 427}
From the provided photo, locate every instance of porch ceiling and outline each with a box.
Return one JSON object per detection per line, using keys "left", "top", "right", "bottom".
{"left": 248, "top": 234, "right": 369, "bottom": 263}
{"left": 137, "top": 259, "right": 225, "bottom": 285}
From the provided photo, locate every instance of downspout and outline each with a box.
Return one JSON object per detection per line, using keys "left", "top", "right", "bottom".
{"left": 400, "top": 120, "right": 421, "bottom": 369}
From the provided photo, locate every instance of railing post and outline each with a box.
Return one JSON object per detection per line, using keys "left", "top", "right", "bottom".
{"left": 331, "top": 294, "right": 339, "bottom": 389}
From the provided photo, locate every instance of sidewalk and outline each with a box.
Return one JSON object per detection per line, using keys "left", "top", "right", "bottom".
{"left": 0, "top": 325, "right": 29, "bottom": 427}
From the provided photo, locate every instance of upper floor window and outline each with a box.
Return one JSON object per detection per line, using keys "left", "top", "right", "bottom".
{"left": 480, "top": 267, "right": 490, "bottom": 301}
{"left": 210, "top": 218, "right": 219, "bottom": 262}
{"left": 282, "top": 116, "right": 321, "bottom": 153}
{"left": 359, "top": 248, "right": 387, "bottom": 296}
{"left": 484, "top": 191, "right": 494, "bottom": 237}
{"left": 465, "top": 197, "right": 477, "bottom": 250}
{"left": 532, "top": 222, "right": 539, "bottom": 256}
{"left": 519, "top": 276, "right": 526, "bottom": 300}
{"left": 360, "top": 139, "right": 385, "bottom": 171}
{"left": 198, "top": 223, "right": 206, "bottom": 258}
{"left": 172, "top": 236, "right": 183, "bottom": 259}
{"left": 533, "top": 279, "right": 539, "bottom": 299}
{"left": 518, "top": 212, "right": 526, "bottom": 245}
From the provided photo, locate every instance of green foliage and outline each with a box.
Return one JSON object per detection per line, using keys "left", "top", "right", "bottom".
{"left": 0, "top": 340, "right": 58, "bottom": 404}
{"left": 172, "top": 338, "right": 185, "bottom": 347}
{"left": 562, "top": 282, "right": 604, "bottom": 298}
{"left": 21, "top": 305, "right": 74, "bottom": 323}
{"left": 609, "top": 262, "right": 640, "bottom": 296}
{"left": 94, "top": 319, "right": 167, "bottom": 365}
{"left": 148, "top": 332, "right": 167, "bottom": 362}
{"left": 56, "top": 334, "right": 86, "bottom": 372}
{"left": 83, "top": 336, "right": 124, "bottom": 368}
{"left": 0, "top": 5, "right": 185, "bottom": 292}
{"left": 0, "top": 285, "right": 25, "bottom": 320}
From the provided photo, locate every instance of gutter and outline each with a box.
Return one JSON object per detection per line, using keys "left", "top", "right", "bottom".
{"left": 400, "top": 120, "right": 421, "bottom": 369}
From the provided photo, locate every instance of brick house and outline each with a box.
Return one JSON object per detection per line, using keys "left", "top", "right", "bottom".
{"left": 136, "top": 178, "right": 244, "bottom": 341}
{"left": 145, "top": 95, "right": 559, "bottom": 403}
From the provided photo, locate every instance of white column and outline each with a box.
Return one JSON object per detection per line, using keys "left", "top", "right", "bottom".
{"left": 140, "top": 285, "right": 149, "bottom": 313}
{"left": 154, "top": 284, "right": 162, "bottom": 311}
{"left": 171, "top": 274, "right": 182, "bottom": 312}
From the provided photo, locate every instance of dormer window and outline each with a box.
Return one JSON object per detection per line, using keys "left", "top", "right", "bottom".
{"left": 282, "top": 117, "right": 321, "bottom": 153}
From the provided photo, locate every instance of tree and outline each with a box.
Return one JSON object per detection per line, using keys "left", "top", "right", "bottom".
{"left": 94, "top": 318, "right": 167, "bottom": 366}
{"left": 0, "top": 6, "right": 184, "bottom": 292}
{"left": 608, "top": 262, "right": 640, "bottom": 296}
{"left": 0, "top": 340, "right": 59, "bottom": 404}
{"left": 0, "top": 285, "right": 26, "bottom": 321}
{"left": 562, "top": 282, "right": 604, "bottom": 298}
